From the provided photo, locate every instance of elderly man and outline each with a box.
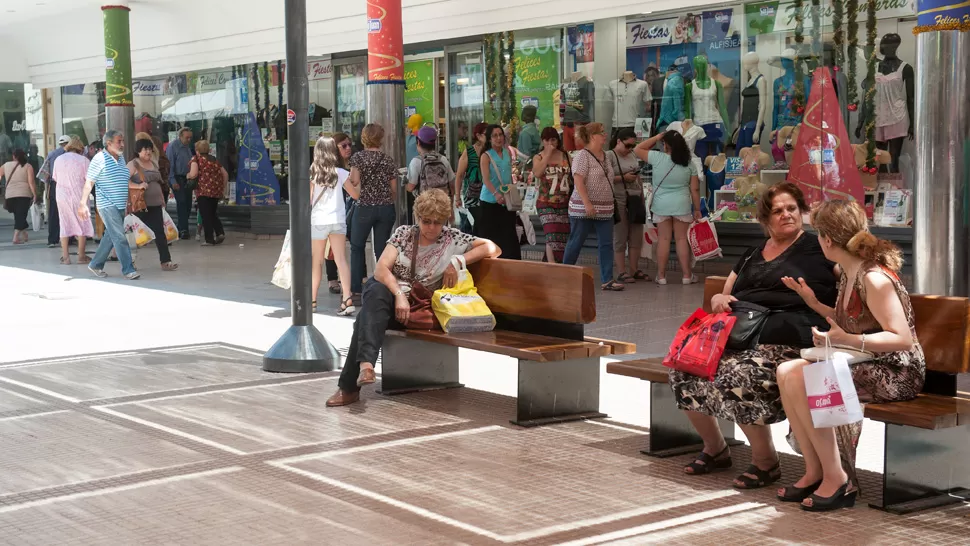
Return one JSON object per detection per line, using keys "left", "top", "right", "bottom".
{"left": 41, "top": 135, "right": 71, "bottom": 247}
{"left": 77, "top": 130, "right": 141, "bottom": 280}
{"left": 166, "top": 127, "right": 195, "bottom": 239}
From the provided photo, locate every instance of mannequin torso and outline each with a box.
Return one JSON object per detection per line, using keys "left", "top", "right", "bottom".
{"left": 658, "top": 71, "right": 686, "bottom": 126}
{"left": 609, "top": 74, "right": 650, "bottom": 127}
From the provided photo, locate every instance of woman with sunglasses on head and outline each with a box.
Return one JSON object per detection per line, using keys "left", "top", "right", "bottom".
{"left": 324, "top": 133, "right": 357, "bottom": 295}
{"left": 478, "top": 124, "right": 522, "bottom": 260}
{"left": 310, "top": 136, "right": 355, "bottom": 316}
{"left": 562, "top": 123, "right": 623, "bottom": 291}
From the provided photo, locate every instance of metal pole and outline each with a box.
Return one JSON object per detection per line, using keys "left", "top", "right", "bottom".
{"left": 263, "top": 0, "right": 339, "bottom": 373}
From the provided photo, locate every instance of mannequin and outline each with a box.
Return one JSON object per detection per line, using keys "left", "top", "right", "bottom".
{"left": 608, "top": 70, "right": 650, "bottom": 142}
{"left": 735, "top": 52, "right": 768, "bottom": 154}
{"left": 684, "top": 55, "right": 730, "bottom": 159}
{"left": 657, "top": 65, "right": 685, "bottom": 131}
{"left": 561, "top": 71, "right": 594, "bottom": 152}
{"left": 820, "top": 43, "right": 850, "bottom": 129}
{"left": 769, "top": 125, "right": 796, "bottom": 167}
{"left": 705, "top": 153, "right": 728, "bottom": 201}
{"left": 856, "top": 34, "right": 913, "bottom": 172}
{"left": 738, "top": 145, "right": 773, "bottom": 173}
{"left": 770, "top": 49, "right": 810, "bottom": 129}
{"left": 710, "top": 66, "right": 737, "bottom": 130}
{"left": 644, "top": 66, "right": 665, "bottom": 135}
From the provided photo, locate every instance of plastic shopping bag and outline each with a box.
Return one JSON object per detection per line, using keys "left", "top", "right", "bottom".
{"left": 30, "top": 202, "right": 44, "bottom": 232}
{"left": 432, "top": 256, "right": 496, "bottom": 333}
{"left": 803, "top": 341, "right": 864, "bottom": 428}
{"left": 123, "top": 214, "right": 156, "bottom": 248}
{"left": 522, "top": 185, "right": 539, "bottom": 216}
{"left": 662, "top": 309, "right": 736, "bottom": 380}
{"left": 161, "top": 209, "right": 179, "bottom": 243}
{"left": 687, "top": 217, "right": 722, "bottom": 261}
{"left": 640, "top": 221, "right": 659, "bottom": 260}
{"left": 271, "top": 230, "right": 292, "bottom": 290}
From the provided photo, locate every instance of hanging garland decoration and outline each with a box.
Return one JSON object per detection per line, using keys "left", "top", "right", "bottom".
{"left": 861, "top": 0, "right": 878, "bottom": 173}
{"left": 846, "top": 0, "right": 860, "bottom": 110}
{"left": 505, "top": 31, "right": 519, "bottom": 146}
{"left": 252, "top": 64, "right": 261, "bottom": 122}
{"left": 497, "top": 33, "right": 508, "bottom": 126}
{"left": 832, "top": 0, "right": 845, "bottom": 75}
{"left": 810, "top": 0, "right": 822, "bottom": 70}
{"left": 483, "top": 34, "right": 498, "bottom": 121}
{"left": 792, "top": 0, "right": 807, "bottom": 113}
{"left": 263, "top": 62, "right": 271, "bottom": 129}
{"left": 277, "top": 60, "right": 285, "bottom": 175}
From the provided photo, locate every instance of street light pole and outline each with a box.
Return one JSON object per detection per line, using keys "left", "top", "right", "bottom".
{"left": 263, "top": 0, "right": 339, "bottom": 373}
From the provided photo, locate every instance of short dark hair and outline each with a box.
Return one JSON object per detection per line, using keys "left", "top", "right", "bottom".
{"left": 660, "top": 131, "right": 691, "bottom": 167}
{"left": 12, "top": 148, "right": 27, "bottom": 166}
{"left": 483, "top": 124, "right": 504, "bottom": 152}
{"left": 615, "top": 127, "right": 637, "bottom": 142}
{"left": 756, "top": 182, "right": 809, "bottom": 225}
{"left": 645, "top": 67, "right": 660, "bottom": 76}
{"left": 539, "top": 127, "right": 563, "bottom": 153}
{"left": 134, "top": 138, "right": 155, "bottom": 155}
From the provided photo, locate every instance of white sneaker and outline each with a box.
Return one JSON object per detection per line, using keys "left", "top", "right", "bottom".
{"left": 682, "top": 275, "right": 698, "bottom": 285}
{"left": 656, "top": 277, "right": 668, "bottom": 286}
{"left": 125, "top": 271, "right": 141, "bottom": 280}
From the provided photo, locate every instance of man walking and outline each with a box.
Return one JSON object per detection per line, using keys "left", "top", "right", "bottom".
{"left": 77, "top": 130, "right": 140, "bottom": 280}
{"left": 41, "top": 135, "right": 71, "bottom": 247}
{"left": 166, "top": 127, "right": 194, "bottom": 239}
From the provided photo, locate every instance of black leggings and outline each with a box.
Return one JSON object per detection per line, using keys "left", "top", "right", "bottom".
{"left": 7, "top": 197, "right": 31, "bottom": 230}
{"left": 135, "top": 206, "right": 172, "bottom": 264}
{"left": 197, "top": 196, "right": 224, "bottom": 244}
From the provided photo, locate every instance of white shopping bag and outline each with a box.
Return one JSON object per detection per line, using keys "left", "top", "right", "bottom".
{"left": 123, "top": 214, "right": 156, "bottom": 248}
{"left": 29, "top": 202, "right": 43, "bottom": 232}
{"left": 271, "top": 230, "right": 292, "bottom": 290}
{"left": 160, "top": 209, "right": 179, "bottom": 243}
{"left": 641, "top": 221, "right": 659, "bottom": 260}
{"left": 803, "top": 347, "right": 864, "bottom": 428}
{"left": 521, "top": 185, "right": 539, "bottom": 216}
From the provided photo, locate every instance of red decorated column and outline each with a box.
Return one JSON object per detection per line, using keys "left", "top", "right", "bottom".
{"left": 366, "top": 0, "right": 407, "bottom": 225}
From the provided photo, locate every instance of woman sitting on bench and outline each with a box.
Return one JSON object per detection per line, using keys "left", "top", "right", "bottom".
{"left": 670, "top": 182, "right": 838, "bottom": 489}
{"left": 776, "top": 200, "right": 925, "bottom": 511}
{"left": 326, "top": 189, "right": 501, "bottom": 407}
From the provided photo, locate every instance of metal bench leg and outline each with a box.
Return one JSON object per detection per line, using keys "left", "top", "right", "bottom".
{"left": 642, "top": 382, "right": 742, "bottom": 458}
{"left": 376, "top": 336, "right": 463, "bottom": 395}
{"left": 511, "top": 357, "right": 607, "bottom": 427}
{"left": 870, "top": 423, "right": 970, "bottom": 514}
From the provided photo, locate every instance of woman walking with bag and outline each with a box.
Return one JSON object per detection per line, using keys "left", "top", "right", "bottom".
{"left": 562, "top": 123, "right": 623, "bottom": 291}
{"left": 531, "top": 127, "right": 571, "bottom": 263}
{"left": 128, "top": 139, "right": 178, "bottom": 271}
{"left": 324, "top": 132, "right": 356, "bottom": 295}
{"left": 310, "top": 136, "right": 355, "bottom": 316}
{"left": 187, "top": 140, "right": 227, "bottom": 246}
{"left": 634, "top": 130, "right": 701, "bottom": 285}
{"left": 453, "top": 122, "right": 488, "bottom": 235}
{"left": 479, "top": 124, "right": 522, "bottom": 260}
{"left": 608, "top": 128, "right": 648, "bottom": 282}
{"left": 2, "top": 149, "right": 37, "bottom": 245}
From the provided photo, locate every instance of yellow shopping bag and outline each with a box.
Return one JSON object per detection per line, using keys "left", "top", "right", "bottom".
{"left": 432, "top": 256, "right": 496, "bottom": 334}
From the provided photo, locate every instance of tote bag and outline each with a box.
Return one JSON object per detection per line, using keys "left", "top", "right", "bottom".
{"left": 432, "top": 256, "right": 496, "bottom": 333}
{"left": 802, "top": 338, "right": 865, "bottom": 428}
{"left": 662, "top": 309, "right": 736, "bottom": 380}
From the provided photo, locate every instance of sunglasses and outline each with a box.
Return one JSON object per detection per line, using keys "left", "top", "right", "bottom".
{"left": 339, "top": 142, "right": 351, "bottom": 149}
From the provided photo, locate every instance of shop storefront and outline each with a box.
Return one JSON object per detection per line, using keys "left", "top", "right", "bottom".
{"left": 1, "top": 82, "right": 44, "bottom": 166}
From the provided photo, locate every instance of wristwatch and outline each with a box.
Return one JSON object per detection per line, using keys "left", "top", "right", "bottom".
{"left": 394, "top": 289, "right": 404, "bottom": 297}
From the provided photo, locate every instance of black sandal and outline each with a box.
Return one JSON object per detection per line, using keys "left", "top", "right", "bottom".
{"left": 601, "top": 279, "right": 626, "bottom": 291}
{"left": 633, "top": 270, "right": 651, "bottom": 281}
{"left": 801, "top": 481, "right": 857, "bottom": 512}
{"left": 777, "top": 479, "right": 822, "bottom": 502}
{"left": 684, "top": 446, "right": 732, "bottom": 475}
{"left": 312, "top": 301, "right": 317, "bottom": 312}
{"left": 733, "top": 463, "right": 782, "bottom": 490}
{"left": 328, "top": 282, "right": 341, "bottom": 294}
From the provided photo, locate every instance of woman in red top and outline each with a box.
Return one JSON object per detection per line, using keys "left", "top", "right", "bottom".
{"left": 187, "top": 140, "right": 228, "bottom": 246}
{"left": 531, "top": 127, "right": 571, "bottom": 263}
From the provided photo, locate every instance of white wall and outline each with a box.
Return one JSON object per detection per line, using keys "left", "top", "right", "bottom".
{"left": 8, "top": 0, "right": 726, "bottom": 88}
{"left": 0, "top": 36, "right": 29, "bottom": 82}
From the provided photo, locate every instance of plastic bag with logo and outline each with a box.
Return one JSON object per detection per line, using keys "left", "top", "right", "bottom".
{"left": 802, "top": 338, "right": 864, "bottom": 428}
{"left": 662, "top": 309, "right": 735, "bottom": 380}
{"left": 161, "top": 209, "right": 179, "bottom": 243}
{"left": 432, "top": 256, "right": 496, "bottom": 334}
{"left": 123, "top": 214, "right": 156, "bottom": 248}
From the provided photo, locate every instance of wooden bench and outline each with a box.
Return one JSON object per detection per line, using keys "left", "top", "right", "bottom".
{"left": 609, "top": 275, "right": 970, "bottom": 514}
{"left": 379, "top": 258, "right": 636, "bottom": 427}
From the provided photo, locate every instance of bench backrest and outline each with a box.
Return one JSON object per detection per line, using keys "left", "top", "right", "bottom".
{"left": 704, "top": 276, "right": 970, "bottom": 374}
{"left": 468, "top": 258, "right": 596, "bottom": 324}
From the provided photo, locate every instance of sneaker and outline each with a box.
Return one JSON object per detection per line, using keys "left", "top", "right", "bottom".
{"left": 47, "top": 243, "right": 58, "bottom": 248}
{"left": 125, "top": 271, "right": 141, "bottom": 280}
{"left": 682, "top": 275, "right": 699, "bottom": 285}
{"left": 195, "top": 232, "right": 201, "bottom": 242}
{"left": 215, "top": 234, "right": 226, "bottom": 245}
{"left": 655, "top": 277, "right": 667, "bottom": 286}
{"left": 201, "top": 242, "right": 214, "bottom": 247}
{"left": 88, "top": 265, "right": 108, "bottom": 278}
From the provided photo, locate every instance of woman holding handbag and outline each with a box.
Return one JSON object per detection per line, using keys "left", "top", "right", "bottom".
{"left": 128, "top": 139, "right": 178, "bottom": 271}
{"left": 325, "top": 189, "right": 501, "bottom": 407}
{"left": 608, "top": 128, "right": 648, "bottom": 282}
{"left": 775, "top": 200, "right": 924, "bottom": 511}
{"left": 478, "top": 124, "right": 522, "bottom": 260}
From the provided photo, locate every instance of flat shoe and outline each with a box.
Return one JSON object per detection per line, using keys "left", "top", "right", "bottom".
{"left": 326, "top": 389, "right": 360, "bottom": 407}
{"left": 357, "top": 367, "right": 376, "bottom": 386}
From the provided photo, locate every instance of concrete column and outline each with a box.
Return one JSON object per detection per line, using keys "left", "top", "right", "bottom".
{"left": 102, "top": 3, "right": 135, "bottom": 159}
{"left": 912, "top": 3, "right": 970, "bottom": 296}
{"left": 365, "top": 0, "right": 407, "bottom": 226}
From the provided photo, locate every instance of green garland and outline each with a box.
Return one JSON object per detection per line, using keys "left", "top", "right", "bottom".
{"left": 263, "top": 62, "right": 270, "bottom": 128}
{"left": 252, "top": 64, "right": 260, "bottom": 119}
{"left": 862, "top": 0, "right": 878, "bottom": 172}
{"left": 505, "top": 31, "right": 518, "bottom": 146}
{"left": 497, "top": 34, "right": 507, "bottom": 126}
{"left": 792, "top": 0, "right": 806, "bottom": 113}
{"left": 810, "top": 0, "right": 821, "bottom": 70}
{"left": 846, "top": 0, "right": 860, "bottom": 110}
{"left": 833, "top": 0, "right": 845, "bottom": 73}
{"left": 483, "top": 34, "right": 497, "bottom": 120}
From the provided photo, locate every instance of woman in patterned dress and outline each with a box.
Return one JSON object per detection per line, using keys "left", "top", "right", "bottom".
{"left": 531, "top": 127, "right": 571, "bottom": 263}
{"left": 776, "top": 199, "right": 924, "bottom": 511}
{"left": 325, "top": 189, "right": 501, "bottom": 408}
{"left": 51, "top": 137, "right": 94, "bottom": 262}
{"left": 669, "top": 183, "right": 839, "bottom": 490}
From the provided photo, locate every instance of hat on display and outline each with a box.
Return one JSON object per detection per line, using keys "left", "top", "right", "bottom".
{"left": 407, "top": 114, "right": 424, "bottom": 133}
{"left": 57, "top": 135, "right": 71, "bottom": 145}
{"left": 416, "top": 126, "right": 438, "bottom": 146}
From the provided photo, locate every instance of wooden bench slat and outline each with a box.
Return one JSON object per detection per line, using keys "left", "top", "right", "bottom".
{"left": 606, "top": 358, "right": 668, "bottom": 383}
{"left": 469, "top": 258, "right": 597, "bottom": 324}
{"left": 387, "top": 329, "right": 614, "bottom": 362}
{"left": 585, "top": 337, "right": 638, "bottom": 356}
{"left": 864, "top": 394, "right": 970, "bottom": 430}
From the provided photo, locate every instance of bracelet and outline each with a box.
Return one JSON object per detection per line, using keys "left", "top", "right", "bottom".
{"left": 861, "top": 333, "right": 866, "bottom": 352}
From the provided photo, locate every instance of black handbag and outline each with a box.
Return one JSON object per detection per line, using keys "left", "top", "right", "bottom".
{"left": 610, "top": 151, "right": 647, "bottom": 224}
{"left": 726, "top": 300, "right": 772, "bottom": 350}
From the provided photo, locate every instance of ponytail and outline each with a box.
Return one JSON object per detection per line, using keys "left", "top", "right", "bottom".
{"left": 811, "top": 199, "right": 905, "bottom": 272}
{"left": 847, "top": 231, "right": 904, "bottom": 272}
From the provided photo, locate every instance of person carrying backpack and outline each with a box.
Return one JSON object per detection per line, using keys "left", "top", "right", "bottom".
{"left": 406, "top": 126, "right": 455, "bottom": 201}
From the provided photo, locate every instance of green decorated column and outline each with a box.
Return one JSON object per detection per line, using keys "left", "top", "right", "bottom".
{"left": 102, "top": 3, "right": 135, "bottom": 159}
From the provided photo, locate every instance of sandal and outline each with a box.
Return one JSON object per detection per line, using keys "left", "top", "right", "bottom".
{"left": 337, "top": 297, "right": 356, "bottom": 317}
{"left": 59, "top": 257, "right": 71, "bottom": 265}
{"left": 617, "top": 273, "right": 635, "bottom": 283}
{"left": 77, "top": 256, "right": 91, "bottom": 265}
{"left": 312, "top": 301, "right": 317, "bottom": 312}
{"left": 733, "top": 463, "right": 782, "bottom": 490}
{"left": 684, "top": 446, "right": 732, "bottom": 475}
{"left": 328, "top": 281, "right": 341, "bottom": 295}
{"left": 633, "top": 270, "right": 651, "bottom": 281}
{"left": 161, "top": 262, "right": 179, "bottom": 271}
{"left": 777, "top": 479, "right": 823, "bottom": 503}
{"left": 801, "top": 481, "right": 857, "bottom": 512}
{"left": 601, "top": 280, "right": 626, "bottom": 291}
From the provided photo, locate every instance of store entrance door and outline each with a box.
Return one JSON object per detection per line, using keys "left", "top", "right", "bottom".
{"left": 444, "top": 44, "right": 484, "bottom": 169}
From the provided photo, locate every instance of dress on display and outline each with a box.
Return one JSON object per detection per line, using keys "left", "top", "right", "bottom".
{"left": 737, "top": 75, "right": 763, "bottom": 152}
{"left": 874, "top": 62, "right": 910, "bottom": 142}
{"left": 690, "top": 81, "right": 725, "bottom": 158}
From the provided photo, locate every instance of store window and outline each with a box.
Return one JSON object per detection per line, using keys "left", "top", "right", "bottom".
{"left": 1, "top": 83, "right": 43, "bottom": 166}
{"left": 335, "top": 60, "right": 367, "bottom": 149}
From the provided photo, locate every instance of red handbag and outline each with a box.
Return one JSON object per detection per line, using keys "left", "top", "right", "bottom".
{"left": 404, "top": 227, "right": 439, "bottom": 330}
{"left": 662, "top": 309, "right": 735, "bottom": 380}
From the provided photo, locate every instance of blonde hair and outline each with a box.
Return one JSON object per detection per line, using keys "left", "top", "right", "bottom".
{"left": 65, "top": 136, "right": 85, "bottom": 154}
{"left": 310, "top": 137, "right": 339, "bottom": 189}
{"left": 413, "top": 189, "right": 452, "bottom": 223}
{"left": 194, "top": 140, "right": 211, "bottom": 155}
{"left": 576, "top": 122, "right": 605, "bottom": 144}
{"left": 811, "top": 200, "right": 903, "bottom": 271}
{"left": 361, "top": 123, "right": 385, "bottom": 148}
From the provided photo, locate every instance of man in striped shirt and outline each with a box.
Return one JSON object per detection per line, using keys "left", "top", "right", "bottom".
{"left": 77, "top": 130, "right": 142, "bottom": 280}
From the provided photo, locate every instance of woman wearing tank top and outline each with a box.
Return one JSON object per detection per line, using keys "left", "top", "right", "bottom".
{"left": 532, "top": 127, "right": 572, "bottom": 263}
{"left": 453, "top": 122, "right": 488, "bottom": 235}
{"left": 478, "top": 124, "right": 521, "bottom": 260}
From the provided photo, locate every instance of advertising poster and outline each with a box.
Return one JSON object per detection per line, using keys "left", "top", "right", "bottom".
{"left": 628, "top": 18, "right": 678, "bottom": 48}
{"left": 404, "top": 60, "right": 435, "bottom": 125}
{"left": 673, "top": 14, "right": 704, "bottom": 43}
{"left": 568, "top": 24, "right": 595, "bottom": 63}
{"left": 702, "top": 9, "right": 742, "bottom": 127}
{"left": 744, "top": 1, "right": 780, "bottom": 36}
{"left": 515, "top": 39, "right": 559, "bottom": 126}
{"left": 235, "top": 112, "right": 281, "bottom": 206}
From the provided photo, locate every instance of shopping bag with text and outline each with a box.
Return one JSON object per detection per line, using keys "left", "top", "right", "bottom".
{"left": 803, "top": 353, "right": 864, "bottom": 428}
{"left": 662, "top": 309, "right": 735, "bottom": 380}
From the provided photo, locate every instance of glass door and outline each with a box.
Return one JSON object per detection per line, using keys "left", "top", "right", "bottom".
{"left": 444, "top": 45, "right": 484, "bottom": 165}
{"left": 334, "top": 58, "right": 367, "bottom": 151}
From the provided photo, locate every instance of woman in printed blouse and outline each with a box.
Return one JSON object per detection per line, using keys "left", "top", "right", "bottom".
{"left": 776, "top": 199, "right": 924, "bottom": 512}
{"left": 531, "top": 127, "right": 571, "bottom": 263}
{"left": 562, "top": 122, "right": 622, "bottom": 291}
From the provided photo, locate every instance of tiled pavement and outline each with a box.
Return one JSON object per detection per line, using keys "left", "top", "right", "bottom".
{"left": 0, "top": 343, "right": 967, "bottom": 545}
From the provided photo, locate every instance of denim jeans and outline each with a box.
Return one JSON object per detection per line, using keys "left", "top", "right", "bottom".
{"left": 562, "top": 217, "right": 614, "bottom": 284}
{"left": 91, "top": 206, "right": 136, "bottom": 275}
{"left": 337, "top": 280, "right": 403, "bottom": 393}
{"left": 173, "top": 175, "right": 192, "bottom": 235}
{"left": 350, "top": 204, "right": 396, "bottom": 294}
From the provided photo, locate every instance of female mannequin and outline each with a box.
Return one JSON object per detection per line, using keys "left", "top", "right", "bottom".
{"left": 856, "top": 34, "right": 913, "bottom": 172}
{"left": 704, "top": 153, "right": 727, "bottom": 200}
{"left": 771, "top": 49, "right": 810, "bottom": 130}
{"left": 735, "top": 52, "right": 768, "bottom": 153}
{"left": 658, "top": 65, "right": 686, "bottom": 131}
{"left": 685, "top": 55, "right": 730, "bottom": 160}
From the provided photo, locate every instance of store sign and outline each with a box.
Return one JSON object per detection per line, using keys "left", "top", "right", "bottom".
{"left": 514, "top": 40, "right": 559, "bottom": 126}
{"left": 404, "top": 60, "right": 435, "bottom": 126}
{"left": 748, "top": 0, "right": 915, "bottom": 34}
{"left": 133, "top": 79, "right": 166, "bottom": 96}
{"left": 198, "top": 71, "right": 233, "bottom": 91}
{"left": 627, "top": 19, "right": 677, "bottom": 47}
{"left": 308, "top": 59, "right": 333, "bottom": 81}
